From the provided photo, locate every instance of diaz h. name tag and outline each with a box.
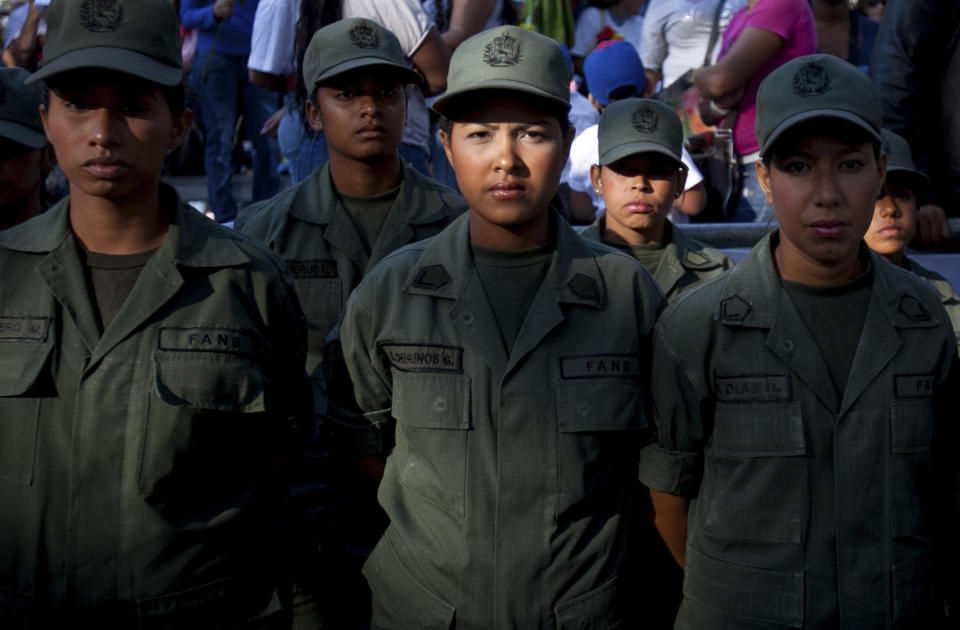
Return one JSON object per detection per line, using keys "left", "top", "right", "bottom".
{"left": 715, "top": 374, "right": 793, "bottom": 403}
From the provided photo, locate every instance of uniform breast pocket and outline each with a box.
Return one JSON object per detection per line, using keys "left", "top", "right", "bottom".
{"left": 391, "top": 369, "right": 470, "bottom": 518}
{"left": 0, "top": 342, "right": 53, "bottom": 485}
{"left": 294, "top": 278, "right": 343, "bottom": 353}
{"left": 137, "top": 349, "right": 270, "bottom": 522}
{"left": 890, "top": 398, "right": 934, "bottom": 537}
{"left": 555, "top": 380, "right": 644, "bottom": 518}
{"left": 703, "top": 402, "right": 807, "bottom": 545}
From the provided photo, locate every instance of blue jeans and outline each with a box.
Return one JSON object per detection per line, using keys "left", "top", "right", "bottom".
{"left": 731, "top": 161, "right": 778, "bottom": 224}
{"left": 191, "top": 50, "right": 280, "bottom": 222}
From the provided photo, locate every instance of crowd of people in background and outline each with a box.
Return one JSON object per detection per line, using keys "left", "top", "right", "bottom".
{"left": 0, "top": 0, "right": 958, "bottom": 629}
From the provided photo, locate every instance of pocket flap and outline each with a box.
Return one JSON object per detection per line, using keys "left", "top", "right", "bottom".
{"left": 391, "top": 370, "right": 469, "bottom": 430}
{"left": 711, "top": 402, "right": 806, "bottom": 457}
{"left": 0, "top": 342, "right": 52, "bottom": 396}
{"left": 154, "top": 350, "right": 265, "bottom": 412}
{"left": 556, "top": 380, "right": 644, "bottom": 432}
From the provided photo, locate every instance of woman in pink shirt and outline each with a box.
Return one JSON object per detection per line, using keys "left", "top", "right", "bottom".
{"left": 694, "top": 0, "right": 816, "bottom": 222}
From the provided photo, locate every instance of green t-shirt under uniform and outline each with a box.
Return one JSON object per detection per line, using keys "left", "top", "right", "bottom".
{"left": 471, "top": 240, "right": 555, "bottom": 353}
{"left": 606, "top": 240, "right": 667, "bottom": 278}
{"left": 338, "top": 185, "right": 401, "bottom": 254}
{"left": 80, "top": 248, "right": 157, "bottom": 331}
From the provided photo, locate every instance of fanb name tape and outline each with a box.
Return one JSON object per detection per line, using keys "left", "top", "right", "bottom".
{"left": 286, "top": 259, "right": 337, "bottom": 279}
{"left": 0, "top": 316, "right": 50, "bottom": 342}
{"left": 894, "top": 374, "right": 934, "bottom": 398}
{"left": 382, "top": 344, "right": 463, "bottom": 373}
{"left": 159, "top": 327, "right": 256, "bottom": 356}
{"left": 715, "top": 374, "right": 793, "bottom": 403}
{"left": 560, "top": 354, "right": 640, "bottom": 379}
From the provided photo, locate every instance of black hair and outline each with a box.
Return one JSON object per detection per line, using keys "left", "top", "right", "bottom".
{"left": 761, "top": 117, "right": 882, "bottom": 166}
{"left": 43, "top": 70, "right": 187, "bottom": 117}
{"left": 295, "top": 0, "right": 343, "bottom": 132}
{"left": 431, "top": 0, "right": 518, "bottom": 33}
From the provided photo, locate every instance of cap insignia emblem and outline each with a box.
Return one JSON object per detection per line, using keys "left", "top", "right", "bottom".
{"left": 483, "top": 33, "right": 523, "bottom": 67}
{"left": 631, "top": 105, "right": 659, "bottom": 134}
{"left": 349, "top": 23, "right": 381, "bottom": 50}
{"left": 80, "top": 0, "right": 125, "bottom": 33}
{"left": 792, "top": 61, "right": 831, "bottom": 97}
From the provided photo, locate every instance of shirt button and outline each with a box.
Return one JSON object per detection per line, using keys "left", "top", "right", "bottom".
{"left": 50, "top": 264, "right": 62, "bottom": 273}
{"left": 461, "top": 312, "right": 475, "bottom": 324}
{"left": 783, "top": 340, "right": 795, "bottom": 352}
{"left": 577, "top": 402, "right": 590, "bottom": 416}
{"left": 432, "top": 397, "right": 448, "bottom": 412}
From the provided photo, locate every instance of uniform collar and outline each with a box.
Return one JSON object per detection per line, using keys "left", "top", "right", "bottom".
{"left": 718, "top": 230, "right": 942, "bottom": 330}
{"left": 0, "top": 183, "right": 250, "bottom": 268}
{"left": 402, "top": 211, "right": 607, "bottom": 310}
{"left": 289, "top": 160, "right": 453, "bottom": 227}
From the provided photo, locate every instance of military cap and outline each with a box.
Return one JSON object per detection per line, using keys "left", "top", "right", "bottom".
{"left": 0, "top": 67, "right": 46, "bottom": 148}
{"left": 302, "top": 18, "right": 420, "bottom": 91}
{"left": 27, "top": 0, "right": 182, "bottom": 86}
{"left": 431, "top": 25, "right": 570, "bottom": 117}
{"left": 881, "top": 128, "right": 928, "bottom": 187}
{"left": 755, "top": 54, "right": 881, "bottom": 156}
{"left": 598, "top": 98, "right": 685, "bottom": 169}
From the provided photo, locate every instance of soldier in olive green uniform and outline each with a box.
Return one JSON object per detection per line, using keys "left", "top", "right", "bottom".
{"left": 640, "top": 55, "right": 959, "bottom": 628}
{"left": 333, "top": 25, "right": 665, "bottom": 629}
{"left": 864, "top": 129, "right": 960, "bottom": 345}
{"left": 0, "top": 1, "right": 310, "bottom": 626}
{"left": 580, "top": 98, "right": 731, "bottom": 302}
{"left": 236, "top": 18, "right": 465, "bottom": 628}
{"left": 236, "top": 18, "right": 466, "bottom": 419}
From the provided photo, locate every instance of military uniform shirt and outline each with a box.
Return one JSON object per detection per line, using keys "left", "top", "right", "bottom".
{"left": 905, "top": 256, "right": 960, "bottom": 346}
{"left": 0, "top": 185, "right": 310, "bottom": 626}
{"left": 580, "top": 218, "right": 733, "bottom": 302}
{"left": 337, "top": 212, "right": 665, "bottom": 629}
{"left": 235, "top": 160, "right": 467, "bottom": 418}
{"left": 639, "top": 231, "right": 959, "bottom": 629}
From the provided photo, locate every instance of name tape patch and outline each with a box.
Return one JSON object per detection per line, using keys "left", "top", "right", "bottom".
{"left": 159, "top": 327, "right": 256, "bottom": 356}
{"left": 894, "top": 374, "right": 934, "bottom": 398}
{"left": 286, "top": 259, "right": 337, "bottom": 280}
{"left": 715, "top": 374, "right": 792, "bottom": 403}
{"left": 382, "top": 344, "right": 463, "bottom": 373}
{"left": 0, "top": 316, "right": 50, "bottom": 342}
{"left": 561, "top": 354, "right": 640, "bottom": 379}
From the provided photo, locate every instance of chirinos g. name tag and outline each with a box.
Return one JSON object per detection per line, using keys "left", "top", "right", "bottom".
{"left": 561, "top": 354, "right": 641, "bottom": 379}
{"left": 715, "top": 374, "right": 792, "bottom": 403}
{"left": 382, "top": 343, "right": 463, "bottom": 373}
{"left": 0, "top": 315, "right": 50, "bottom": 342}
{"left": 159, "top": 327, "right": 256, "bottom": 356}
{"left": 895, "top": 374, "right": 934, "bottom": 398}
{"left": 286, "top": 259, "right": 337, "bottom": 279}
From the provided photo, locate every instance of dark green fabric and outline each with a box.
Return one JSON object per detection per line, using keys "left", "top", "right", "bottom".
{"left": 471, "top": 240, "right": 554, "bottom": 352}
{"left": 81, "top": 248, "right": 156, "bottom": 331}
{"left": 338, "top": 185, "right": 400, "bottom": 256}
{"left": 607, "top": 240, "right": 666, "bottom": 278}
{"left": 781, "top": 261, "right": 873, "bottom": 397}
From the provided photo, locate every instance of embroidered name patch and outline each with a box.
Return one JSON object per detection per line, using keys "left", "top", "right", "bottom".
{"left": 894, "top": 374, "right": 934, "bottom": 398}
{"left": 159, "top": 327, "right": 256, "bottom": 356}
{"left": 561, "top": 354, "right": 640, "bottom": 379}
{"left": 715, "top": 374, "right": 792, "bottom": 403}
{"left": 0, "top": 316, "right": 49, "bottom": 341}
{"left": 382, "top": 344, "right": 463, "bottom": 373}
{"left": 286, "top": 259, "right": 337, "bottom": 280}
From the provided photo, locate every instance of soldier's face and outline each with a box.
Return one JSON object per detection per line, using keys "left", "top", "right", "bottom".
{"left": 757, "top": 130, "right": 885, "bottom": 280}
{"left": 863, "top": 175, "right": 918, "bottom": 265}
{"left": 441, "top": 96, "right": 573, "bottom": 246}
{"left": 0, "top": 140, "right": 45, "bottom": 218}
{"left": 307, "top": 68, "right": 406, "bottom": 164}
{"left": 40, "top": 75, "right": 191, "bottom": 205}
{"left": 591, "top": 153, "right": 685, "bottom": 242}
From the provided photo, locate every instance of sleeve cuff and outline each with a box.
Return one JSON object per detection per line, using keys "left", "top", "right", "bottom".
{"left": 638, "top": 443, "right": 703, "bottom": 496}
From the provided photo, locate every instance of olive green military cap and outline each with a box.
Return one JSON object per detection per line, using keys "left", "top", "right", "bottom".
{"left": 756, "top": 54, "right": 881, "bottom": 156}
{"left": 598, "top": 98, "right": 686, "bottom": 169}
{"left": 431, "top": 25, "right": 570, "bottom": 117}
{"left": 0, "top": 67, "right": 46, "bottom": 148}
{"left": 302, "top": 18, "right": 421, "bottom": 90}
{"left": 881, "top": 128, "right": 928, "bottom": 185}
{"left": 27, "top": 0, "right": 182, "bottom": 86}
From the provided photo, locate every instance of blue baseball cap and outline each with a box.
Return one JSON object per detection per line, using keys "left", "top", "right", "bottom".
{"left": 583, "top": 40, "right": 646, "bottom": 106}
